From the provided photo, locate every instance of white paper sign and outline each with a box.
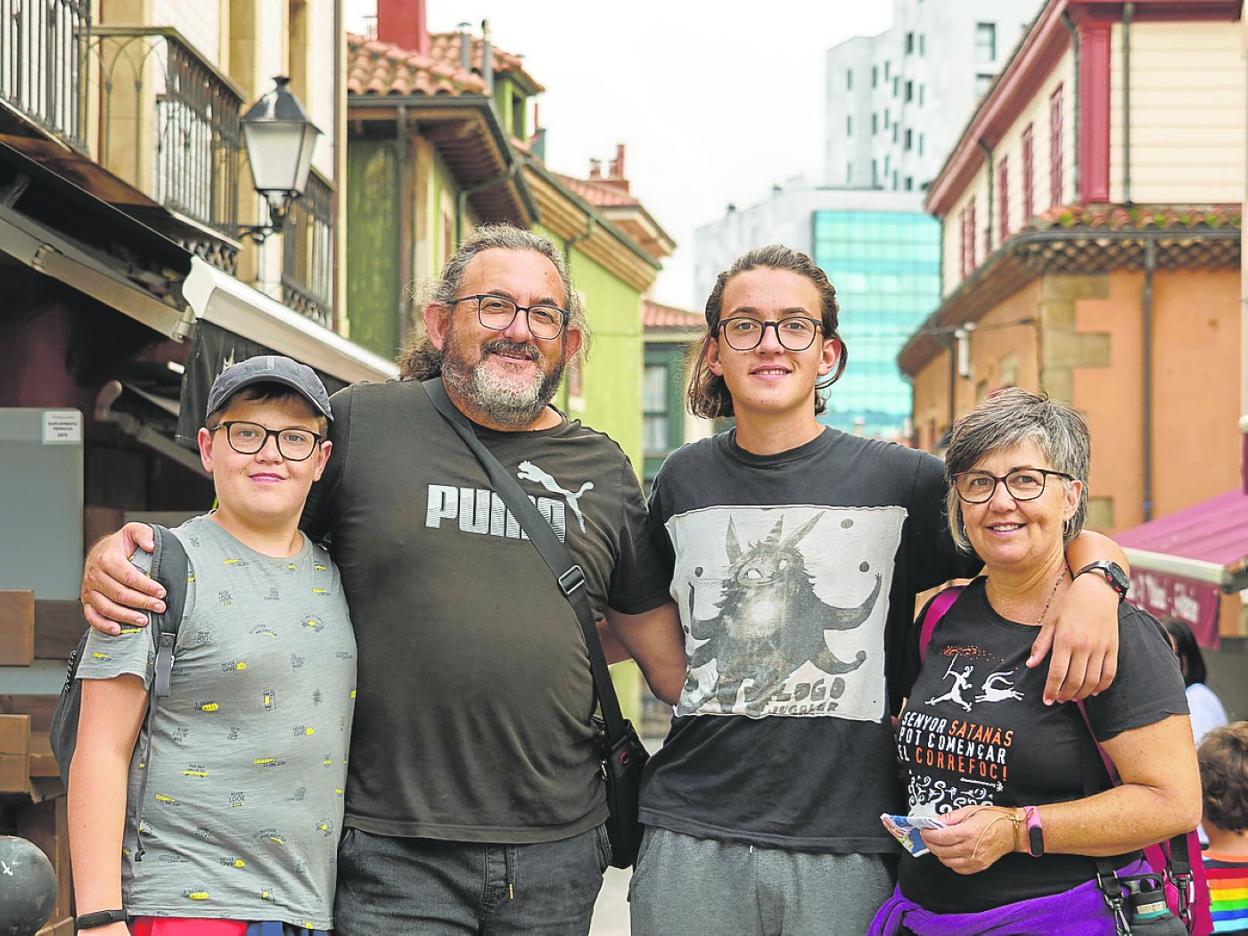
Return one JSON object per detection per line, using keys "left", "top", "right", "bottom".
{"left": 42, "top": 409, "right": 82, "bottom": 444}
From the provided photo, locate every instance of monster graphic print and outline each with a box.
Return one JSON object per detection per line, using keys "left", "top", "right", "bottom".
{"left": 666, "top": 505, "right": 902, "bottom": 721}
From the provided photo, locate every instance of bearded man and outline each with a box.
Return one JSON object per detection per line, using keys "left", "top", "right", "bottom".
{"left": 80, "top": 225, "right": 685, "bottom": 935}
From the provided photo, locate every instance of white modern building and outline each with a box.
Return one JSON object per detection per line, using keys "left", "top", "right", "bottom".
{"left": 825, "top": 0, "right": 1042, "bottom": 192}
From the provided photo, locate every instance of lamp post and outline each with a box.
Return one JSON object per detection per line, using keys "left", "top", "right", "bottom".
{"left": 239, "top": 76, "right": 322, "bottom": 243}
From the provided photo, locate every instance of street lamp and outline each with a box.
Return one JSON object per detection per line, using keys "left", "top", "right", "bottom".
{"left": 239, "top": 76, "right": 322, "bottom": 243}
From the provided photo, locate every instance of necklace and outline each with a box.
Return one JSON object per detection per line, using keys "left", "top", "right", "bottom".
{"left": 1036, "top": 568, "right": 1066, "bottom": 626}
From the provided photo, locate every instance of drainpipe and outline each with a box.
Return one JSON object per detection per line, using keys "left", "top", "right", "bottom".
{"left": 1142, "top": 237, "right": 1155, "bottom": 521}
{"left": 978, "top": 139, "right": 994, "bottom": 249}
{"left": 455, "top": 160, "right": 519, "bottom": 247}
{"left": 333, "top": 0, "right": 344, "bottom": 328}
{"left": 1062, "top": 12, "right": 1081, "bottom": 200}
{"left": 481, "top": 20, "right": 494, "bottom": 97}
{"left": 1122, "top": 3, "right": 1133, "bottom": 205}
{"left": 396, "top": 104, "right": 412, "bottom": 342}
{"left": 564, "top": 215, "right": 595, "bottom": 261}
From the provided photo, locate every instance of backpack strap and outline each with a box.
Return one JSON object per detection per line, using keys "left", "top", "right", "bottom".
{"left": 130, "top": 524, "right": 189, "bottom": 861}
{"left": 918, "top": 585, "right": 966, "bottom": 661}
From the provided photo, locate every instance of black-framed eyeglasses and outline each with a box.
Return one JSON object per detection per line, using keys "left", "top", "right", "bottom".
{"left": 718, "top": 316, "right": 822, "bottom": 351}
{"left": 953, "top": 467, "right": 1075, "bottom": 504}
{"left": 452, "top": 294, "right": 569, "bottom": 340}
{"left": 212, "top": 421, "right": 323, "bottom": 462}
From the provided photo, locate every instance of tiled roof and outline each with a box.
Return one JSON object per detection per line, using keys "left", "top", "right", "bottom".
{"left": 552, "top": 172, "right": 638, "bottom": 208}
{"left": 643, "top": 300, "right": 704, "bottom": 330}
{"left": 428, "top": 32, "right": 545, "bottom": 93}
{"left": 1027, "top": 203, "right": 1241, "bottom": 233}
{"left": 347, "top": 33, "right": 485, "bottom": 96}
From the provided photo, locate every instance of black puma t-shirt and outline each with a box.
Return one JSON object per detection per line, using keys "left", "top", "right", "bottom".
{"left": 301, "top": 379, "right": 671, "bottom": 843}
{"left": 640, "top": 428, "right": 979, "bottom": 853}
{"left": 897, "top": 578, "right": 1188, "bottom": 912}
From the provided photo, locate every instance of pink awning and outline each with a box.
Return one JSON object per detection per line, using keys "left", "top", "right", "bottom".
{"left": 1117, "top": 489, "right": 1248, "bottom": 592}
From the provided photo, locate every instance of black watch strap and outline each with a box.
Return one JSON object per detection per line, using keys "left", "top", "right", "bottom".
{"left": 1075, "top": 560, "right": 1129, "bottom": 601}
{"left": 75, "top": 908, "right": 127, "bottom": 930}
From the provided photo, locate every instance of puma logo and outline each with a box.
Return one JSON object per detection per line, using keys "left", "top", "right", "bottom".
{"left": 517, "top": 461, "right": 594, "bottom": 532}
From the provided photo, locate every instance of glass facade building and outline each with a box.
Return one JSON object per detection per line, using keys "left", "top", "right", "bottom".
{"left": 812, "top": 210, "right": 940, "bottom": 439}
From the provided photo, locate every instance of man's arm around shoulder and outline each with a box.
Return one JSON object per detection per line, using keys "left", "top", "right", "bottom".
{"left": 601, "top": 602, "right": 685, "bottom": 705}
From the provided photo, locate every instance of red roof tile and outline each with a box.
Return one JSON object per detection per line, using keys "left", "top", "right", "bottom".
{"left": 347, "top": 33, "right": 485, "bottom": 97}
{"left": 428, "top": 32, "right": 545, "bottom": 93}
{"left": 643, "top": 300, "right": 704, "bottom": 330}
{"left": 552, "top": 172, "right": 639, "bottom": 208}
{"left": 1027, "top": 203, "right": 1241, "bottom": 233}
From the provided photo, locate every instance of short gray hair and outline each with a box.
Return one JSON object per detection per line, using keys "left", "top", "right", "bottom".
{"left": 943, "top": 387, "right": 1090, "bottom": 552}
{"left": 398, "top": 223, "right": 589, "bottom": 380}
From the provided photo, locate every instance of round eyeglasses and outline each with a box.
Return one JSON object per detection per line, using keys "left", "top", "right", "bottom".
{"left": 213, "top": 421, "right": 323, "bottom": 461}
{"left": 953, "top": 467, "right": 1075, "bottom": 504}
{"left": 452, "top": 295, "right": 569, "bottom": 340}
{"left": 718, "top": 316, "right": 822, "bottom": 352}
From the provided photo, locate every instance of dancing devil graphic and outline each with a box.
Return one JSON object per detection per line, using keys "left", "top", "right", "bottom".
{"left": 685, "top": 513, "right": 882, "bottom": 716}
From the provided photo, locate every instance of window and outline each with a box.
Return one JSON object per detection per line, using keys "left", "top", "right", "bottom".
{"left": 642, "top": 364, "right": 669, "bottom": 455}
{"left": 1050, "top": 84, "right": 1064, "bottom": 207}
{"left": 884, "top": 154, "right": 890, "bottom": 175}
{"left": 976, "top": 22, "right": 996, "bottom": 62}
{"left": 975, "top": 73, "right": 993, "bottom": 98}
{"left": 893, "top": 76, "right": 900, "bottom": 96}
{"left": 1021, "top": 123, "right": 1035, "bottom": 222}
{"left": 846, "top": 114, "right": 853, "bottom": 136}
{"left": 884, "top": 108, "right": 890, "bottom": 127}
{"left": 918, "top": 133, "right": 925, "bottom": 156}
{"left": 906, "top": 31, "right": 914, "bottom": 54}
{"left": 904, "top": 128, "right": 912, "bottom": 150}
{"left": 905, "top": 176, "right": 913, "bottom": 191}
{"left": 968, "top": 196, "right": 978, "bottom": 271}
{"left": 919, "top": 84, "right": 925, "bottom": 106}
{"left": 892, "top": 170, "right": 899, "bottom": 190}
{"left": 919, "top": 34, "right": 926, "bottom": 56}
{"left": 846, "top": 68, "right": 853, "bottom": 90}
{"left": 893, "top": 124, "right": 899, "bottom": 143}
{"left": 872, "top": 159, "right": 878, "bottom": 185}
{"left": 959, "top": 207, "right": 969, "bottom": 277}
{"left": 884, "top": 61, "right": 890, "bottom": 79}
{"left": 905, "top": 80, "right": 913, "bottom": 102}
{"left": 872, "top": 112, "right": 878, "bottom": 134}
{"left": 872, "top": 65, "right": 878, "bottom": 87}
{"left": 846, "top": 161, "right": 853, "bottom": 183}
{"left": 997, "top": 156, "right": 1009, "bottom": 241}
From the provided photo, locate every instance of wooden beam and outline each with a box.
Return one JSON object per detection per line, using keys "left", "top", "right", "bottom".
{"left": 0, "top": 713, "right": 31, "bottom": 793}
{"left": 0, "top": 590, "right": 35, "bottom": 666}
{"left": 18, "top": 796, "right": 73, "bottom": 930}
{"left": 35, "top": 600, "right": 86, "bottom": 661}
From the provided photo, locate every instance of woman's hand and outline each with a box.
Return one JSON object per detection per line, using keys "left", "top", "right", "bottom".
{"left": 920, "top": 805, "right": 1020, "bottom": 875}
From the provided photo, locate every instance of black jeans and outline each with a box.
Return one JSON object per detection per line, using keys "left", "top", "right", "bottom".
{"left": 333, "top": 824, "right": 612, "bottom": 935}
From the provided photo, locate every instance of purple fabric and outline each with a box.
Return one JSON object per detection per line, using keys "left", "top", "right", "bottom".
{"left": 866, "top": 859, "right": 1150, "bottom": 936}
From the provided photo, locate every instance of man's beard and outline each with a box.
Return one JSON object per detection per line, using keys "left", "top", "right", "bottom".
{"left": 441, "top": 335, "right": 569, "bottom": 427}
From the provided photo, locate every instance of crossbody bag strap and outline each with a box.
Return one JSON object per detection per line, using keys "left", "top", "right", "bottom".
{"left": 420, "top": 378, "right": 628, "bottom": 741}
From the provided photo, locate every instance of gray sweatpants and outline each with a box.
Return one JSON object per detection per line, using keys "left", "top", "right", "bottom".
{"left": 628, "top": 827, "right": 896, "bottom": 936}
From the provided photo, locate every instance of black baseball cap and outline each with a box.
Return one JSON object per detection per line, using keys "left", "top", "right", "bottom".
{"left": 205, "top": 355, "right": 333, "bottom": 422}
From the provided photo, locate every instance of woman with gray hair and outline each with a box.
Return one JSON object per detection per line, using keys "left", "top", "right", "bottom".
{"left": 869, "top": 388, "right": 1201, "bottom": 935}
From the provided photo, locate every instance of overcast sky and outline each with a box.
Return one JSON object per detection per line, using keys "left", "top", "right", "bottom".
{"left": 345, "top": 1, "right": 894, "bottom": 308}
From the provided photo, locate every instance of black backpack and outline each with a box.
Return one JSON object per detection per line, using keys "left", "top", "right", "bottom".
{"left": 50, "top": 524, "right": 190, "bottom": 861}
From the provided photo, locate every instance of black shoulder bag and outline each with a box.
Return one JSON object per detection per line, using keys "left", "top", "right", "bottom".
{"left": 422, "top": 378, "right": 650, "bottom": 868}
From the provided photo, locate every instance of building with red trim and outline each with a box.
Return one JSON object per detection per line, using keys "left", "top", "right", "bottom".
{"left": 899, "top": 0, "right": 1243, "bottom": 556}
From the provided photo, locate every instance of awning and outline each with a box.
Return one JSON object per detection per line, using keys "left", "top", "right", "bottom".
{"left": 1117, "top": 488, "right": 1248, "bottom": 647}
{"left": 182, "top": 257, "right": 399, "bottom": 385}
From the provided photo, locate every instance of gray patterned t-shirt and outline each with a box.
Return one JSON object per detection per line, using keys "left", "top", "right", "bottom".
{"left": 77, "top": 514, "right": 355, "bottom": 928}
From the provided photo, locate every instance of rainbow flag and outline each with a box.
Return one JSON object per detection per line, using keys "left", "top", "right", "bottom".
{"left": 1205, "top": 852, "right": 1248, "bottom": 933}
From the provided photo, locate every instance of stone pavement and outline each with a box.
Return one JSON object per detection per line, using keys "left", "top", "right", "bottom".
{"left": 589, "top": 866, "right": 632, "bottom": 935}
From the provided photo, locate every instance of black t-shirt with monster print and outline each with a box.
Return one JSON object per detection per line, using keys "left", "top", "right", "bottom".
{"left": 640, "top": 428, "right": 979, "bottom": 853}
{"left": 897, "top": 578, "right": 1188, "bottom": 912}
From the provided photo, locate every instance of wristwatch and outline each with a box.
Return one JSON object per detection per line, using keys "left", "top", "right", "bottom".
{"left": 75, "top": 909, "right": 127, "bottom": 930}
{"left": 1023, "top": 805, "right": 1044, "bottom": 857}
{"left": 1075, "top": 560, "right": 1130, "bottom": 602}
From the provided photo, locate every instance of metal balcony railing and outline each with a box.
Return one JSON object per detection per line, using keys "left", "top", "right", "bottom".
{"left": 0, "top": 0, "right": 91, "bottom": 149}
{"left": 91, "top": 25, "right": 243, "bottom": 242}
{"left": 281, "top": 169, "right": 334, "bottom": 327}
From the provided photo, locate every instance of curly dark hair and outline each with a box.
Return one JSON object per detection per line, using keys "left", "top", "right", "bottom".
{"left": 686, "top": 245, "right": 847, "bottom": 419}
{"left": 1198, "top": 722, "right": 1248, "bottom": 833}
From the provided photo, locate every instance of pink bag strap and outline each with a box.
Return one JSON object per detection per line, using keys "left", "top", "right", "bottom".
{"left": 918, "top": 586, "right": 966, "bottom": 661}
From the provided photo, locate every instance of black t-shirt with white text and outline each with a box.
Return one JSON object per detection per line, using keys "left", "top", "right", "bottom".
{"left": 897, "top": 578, "right": 1188, "bottom": 912}
{"left": 301, "top": 379, "right": 671, "bottom": 843}
{"left": 640, "top": 428, "right": 979, "bottom": 853}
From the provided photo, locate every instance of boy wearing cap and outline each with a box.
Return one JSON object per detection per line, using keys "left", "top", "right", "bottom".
{"left": 68, "top": 356, "right": 355, "bottom": 936}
